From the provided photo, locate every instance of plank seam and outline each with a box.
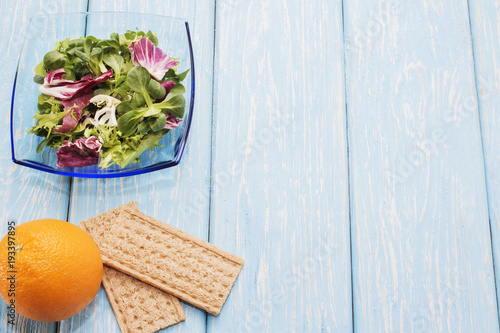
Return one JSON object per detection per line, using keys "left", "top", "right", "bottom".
{"left": 208, "top": 0, "right": 217, "bottom": 256}
{"left": 340, "top": 0, "right": 355, "bottom": 332}
{"left": 65, "top": 179, "right": 73, "bottom": 223}
{"left": 465, "top": 0, "right": 500, "bottom": 327}
{"left": 58, "top": 1, "right": 90, "bottom": 332}
{"left": 207, "top": 0, "right": 218, "bottom": 331}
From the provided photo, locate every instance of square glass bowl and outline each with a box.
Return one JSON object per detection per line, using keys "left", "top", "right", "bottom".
{"left": 10, "top": 12, "right": 195, "bottom": 178}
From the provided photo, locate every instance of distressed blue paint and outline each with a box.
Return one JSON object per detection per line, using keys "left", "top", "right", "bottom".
{"left": 468, "top": 0, "right": 500, "bottom": 323}
{"left": 0, "top": 0, "right": 86, "bottom": 332}
{"left": 0, "top": 0, "right": 499, "bottom": 332}
{"left": 207, "top": 1, "right": 352, "bottom": 332}
{"left": 58, "top": 1, "right": 215, "bottom": 333}
{"left": 343, "top": 0, "right": 499, "bottom": 332}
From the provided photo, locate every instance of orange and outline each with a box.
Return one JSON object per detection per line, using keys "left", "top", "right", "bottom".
{"left": 0, "top": 219, "right": 103, "bottom": 322}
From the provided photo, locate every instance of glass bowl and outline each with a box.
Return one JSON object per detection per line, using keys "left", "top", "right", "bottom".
{"left": 10, "top": 12, "right": 195, "bottom": 178}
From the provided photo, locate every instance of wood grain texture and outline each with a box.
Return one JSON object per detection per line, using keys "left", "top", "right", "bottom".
{"left": 58, "top": 1, "right": 215, "bottom": 333}
{"left": 343, "top": 0, "right": 499, "bottom": 332}
{"left": 468, "top": 0, "right": 500, "bottom": 322}
{"left": 0, "top": 0, "right": 86, "bottom": 332}
{"left": 0, "top": 0, "right": 498, "bottom": 332}
{"left": 208, "top": 0, "right": 352, "bottom": 332}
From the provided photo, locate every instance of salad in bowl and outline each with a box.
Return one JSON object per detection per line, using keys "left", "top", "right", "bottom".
{"left": 10, "top": 12, "right": 195, "bottom": 178}
{"left": 31, "top": 30, "right": 188, "bottom": 169}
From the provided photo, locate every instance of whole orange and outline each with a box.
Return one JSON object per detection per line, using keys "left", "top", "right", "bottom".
{"left": 0, "top": 219, "right": 103, "bottom": 322}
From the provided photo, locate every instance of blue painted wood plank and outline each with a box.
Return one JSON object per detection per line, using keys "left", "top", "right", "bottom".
{"left": 0, "top": 0, "right": 86, "bottom": 332}
{"left": 58, "top": 1, "right": 215, "bottom": 332}
{"left": 343, "top": 0, "right": 499, "bottom": 332}
{"left": 207, "top": 1, "right": 352, "bottom": 332}
{"left": 468, "top": 0, "right": 500, "bottom": 323}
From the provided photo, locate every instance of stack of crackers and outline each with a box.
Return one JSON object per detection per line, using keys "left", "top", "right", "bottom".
{"left": 79, "top": 201, "right": 244, "bottom": 333}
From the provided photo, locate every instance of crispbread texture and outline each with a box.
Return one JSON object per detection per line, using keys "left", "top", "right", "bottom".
{"left": 80, "top": 201, "right": 139, "bottom": 247}
{"left": 79, "top": 202, "right": 185, "bottom": 333}
{"left": 101, "top": 266, "right": 185, "bottom": 333}
{"left": 99, "top": 207, "right": 245, "bottom": 315}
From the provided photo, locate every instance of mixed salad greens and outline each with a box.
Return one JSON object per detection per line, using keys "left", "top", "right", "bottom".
{"left": 30, "top": 30, "right": 189, "bottom": 169}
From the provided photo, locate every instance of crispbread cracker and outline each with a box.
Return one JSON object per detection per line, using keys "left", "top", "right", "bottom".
{"left": 80, "top": 201, "right": 139, "bottom": 246}
{"left": 99, "top": 207, "right": 244, "bottom": 315}
{"left": 101, "top": 266, "right": 185, "bottom": 333}
{"left": 79, "top": 202, "right": 185, "bottom": 333}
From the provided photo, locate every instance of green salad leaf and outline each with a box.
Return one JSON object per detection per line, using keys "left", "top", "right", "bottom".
{"left": 30, "top": 29, "right": 189, "bottom": 169}
{"left": 103, "top": 52, "right": 124, "bottom": 80}
{"left": 29, "top": 110, "right": 69, "bottom": 137}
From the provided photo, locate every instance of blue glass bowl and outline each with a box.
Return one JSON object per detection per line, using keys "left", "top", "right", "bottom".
{"left": 10, "top": 12, "right": 195, "bottom": 178}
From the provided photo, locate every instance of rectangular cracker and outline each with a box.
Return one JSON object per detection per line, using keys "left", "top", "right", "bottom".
{"left": 80, "top": 201, "right": 139, "bottom": 246}
{"left": 79, "top": 202, "right": 185, "bottom": 333}
{"left": 99, "top": 266, "right": 185, "bottom": 333}
{"left": 99, "top": 206, "right": 245, "bottom": 315}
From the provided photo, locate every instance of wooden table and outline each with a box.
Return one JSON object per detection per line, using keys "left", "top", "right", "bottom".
{"left": 1, "top": 0, "right": 499, "bottom": 332}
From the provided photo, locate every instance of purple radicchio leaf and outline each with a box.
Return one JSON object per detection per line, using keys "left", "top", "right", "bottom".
{"left": 155, "top": 80, "right": 176, "bottom": 103}
{"left": 164, "top": 113, "right": 183, "bottom": 130}
{"left": 56, "top": 136, "right": 102, "bottom": 168}
{"left": 53, "top": 92, "right": 92, "bottom": 133}
{"left": 39, "top": 68, "right": 113, "bottom": 100}
{"left": 128, "top": 37, "right": 179, "bottom": 80}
